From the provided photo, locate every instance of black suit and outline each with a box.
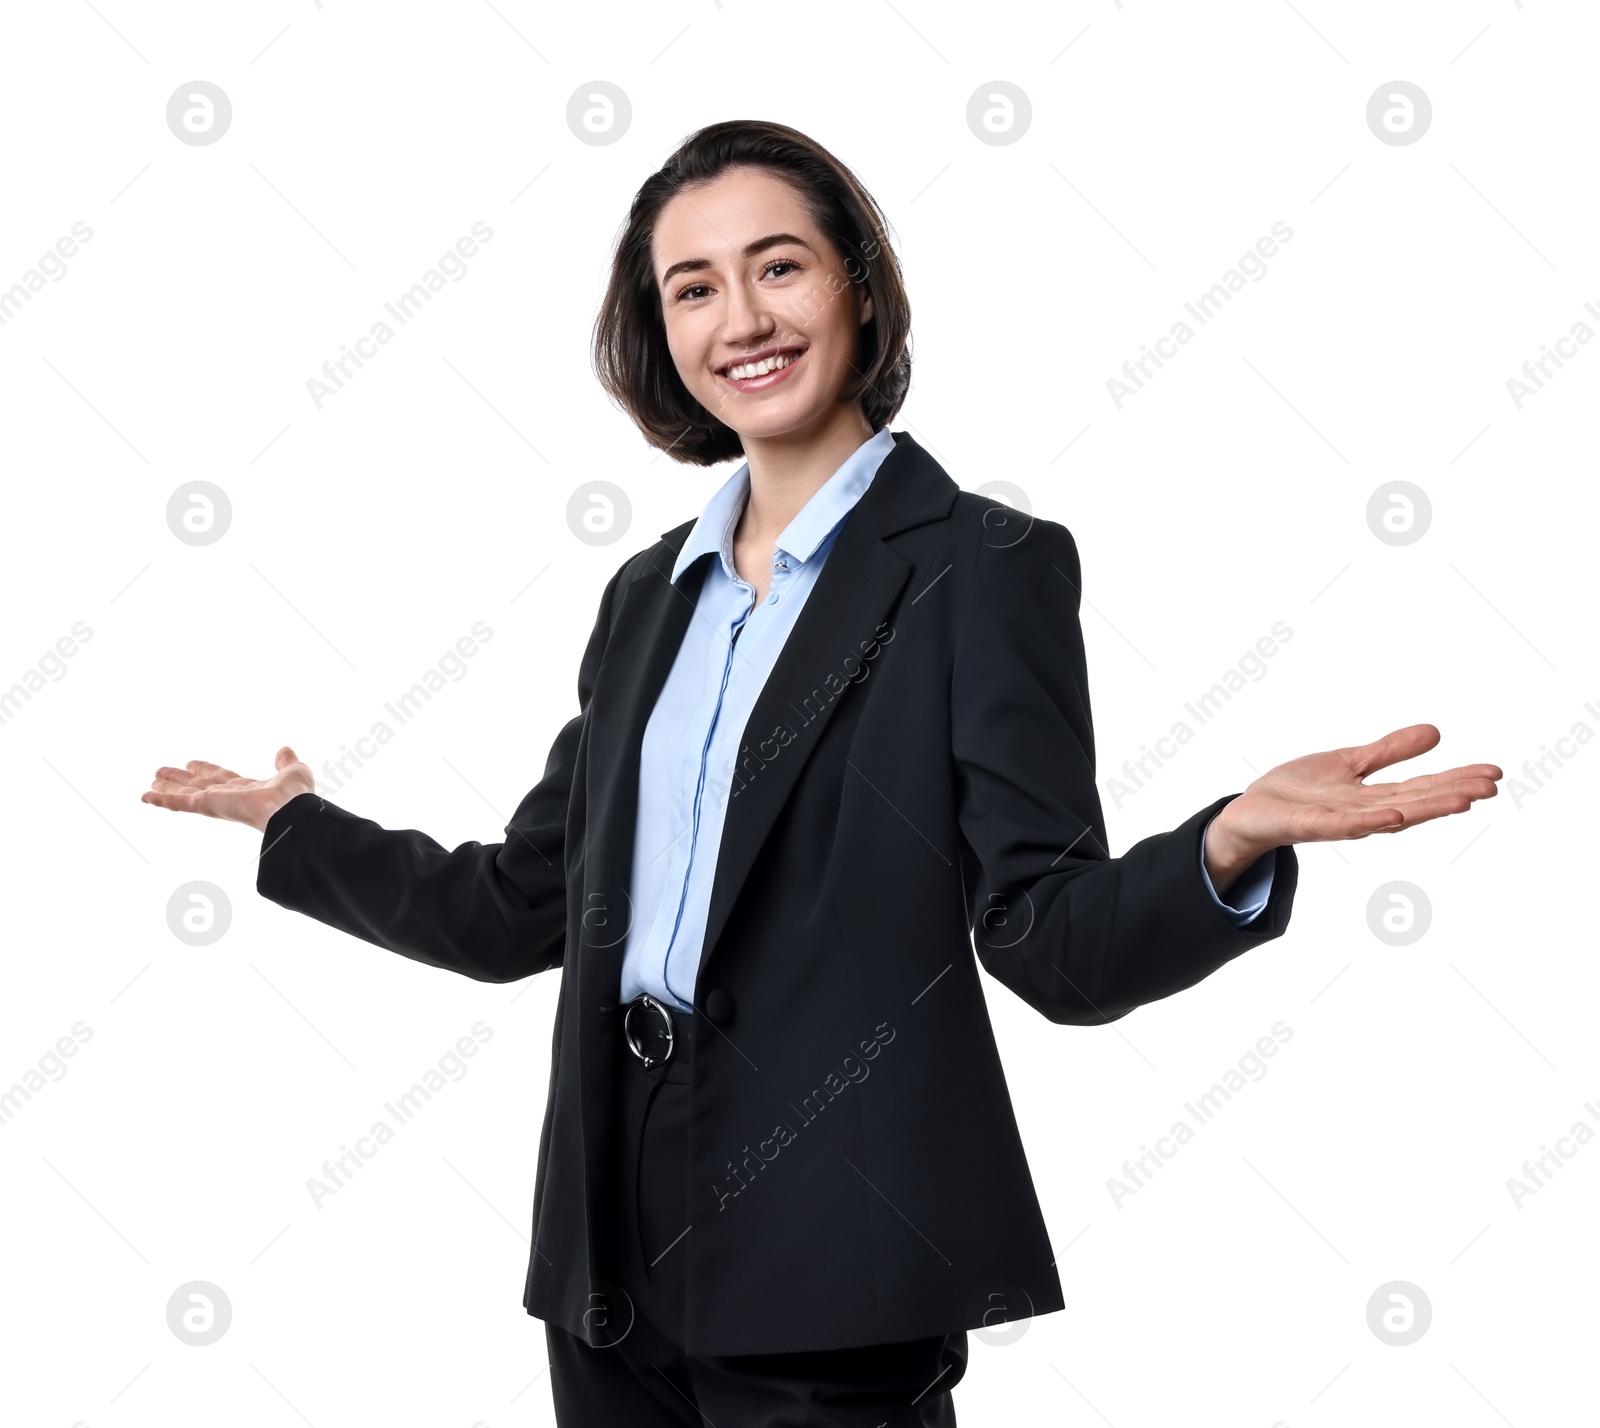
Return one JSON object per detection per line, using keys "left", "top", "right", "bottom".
{"left": 257, "top": 430, "right": 1298, "bottom": 1358}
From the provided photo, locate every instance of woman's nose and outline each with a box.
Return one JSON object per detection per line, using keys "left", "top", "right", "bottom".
{"left": 720, "top": 281, "right": 778, "bottom": 345}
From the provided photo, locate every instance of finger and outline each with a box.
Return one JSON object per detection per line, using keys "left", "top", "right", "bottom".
{"left": 1356, "top": 781, "right": 1504, "bottom": 813}
{"left": 184, "top": 759, "right": 243, "bottom": 780}
{"left": 1290, "top": 771, "right": 1496, "bottom": 840}
{"left": 1354, "top": 778, "right": 1499, "bottom": 813}
{"left": 1344, "top": 790, "right": 1481, "bottom": 837}
{"left": 1384, "top": 763, "right": 1504, "bottom": 795}
{"left": 1339, "top": 724, "right": 1441, "bottom": 780}
{"left": 1338, "top": 806, "right": 1408, "bottom": 838}
{"left": 141, "top": 783, "right": 212, "bottom": 815}
{"left": 275, "top": 745, "right": 301, "bottom": 771}
{"left": 153, "top": 765, "right": 200, "bottom": 786}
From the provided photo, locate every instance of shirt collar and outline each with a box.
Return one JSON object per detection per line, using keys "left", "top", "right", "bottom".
{"left": 671, "top": 426, "right": 897, "bottom": 584}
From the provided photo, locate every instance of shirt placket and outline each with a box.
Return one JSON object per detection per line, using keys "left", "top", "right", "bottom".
{"left": 657, "top": 565, "right": 757, "bottom": 1005}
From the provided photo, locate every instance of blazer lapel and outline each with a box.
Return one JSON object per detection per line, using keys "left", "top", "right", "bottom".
{"left": 692, "top": 430, "right": 959, "bottom": 996}
{"left": 691, "top": 516, "right": 911, "bottom": 994}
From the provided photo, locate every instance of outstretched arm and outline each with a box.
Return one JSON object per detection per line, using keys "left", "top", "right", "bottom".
{"left": 951, "top": 518, "right": 1497, "bottom": 1025}
{"left": 142, "top": 559, "right": 627, "bottom": 983}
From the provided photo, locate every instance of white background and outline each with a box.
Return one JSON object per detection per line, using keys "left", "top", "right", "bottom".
{"left": 1, "top": 1, "right": 1593, "bottom": 1424}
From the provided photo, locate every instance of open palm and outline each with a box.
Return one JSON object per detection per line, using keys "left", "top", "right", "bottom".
{"left": 1209, "top": 723, "right": 1501, "bottom": 870}
{"left": 141, "top": 746, "right": 314, "bottom": 833}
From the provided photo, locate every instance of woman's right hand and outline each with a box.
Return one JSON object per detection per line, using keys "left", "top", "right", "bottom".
{"left": 141, "top": 746, "right": 316, "bottom": 833}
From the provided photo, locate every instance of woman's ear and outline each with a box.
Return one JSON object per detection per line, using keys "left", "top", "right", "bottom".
{"left": 859, "top": 286, "right": 874, "bottom": 327}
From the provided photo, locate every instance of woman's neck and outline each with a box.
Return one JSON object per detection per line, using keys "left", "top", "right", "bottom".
{"left": 735, "top": 408, "right": 876, "bottom": 550}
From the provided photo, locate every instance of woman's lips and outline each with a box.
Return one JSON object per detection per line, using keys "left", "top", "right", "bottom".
{"left": 716, "top": 347, "right": 806, "bottom": 393}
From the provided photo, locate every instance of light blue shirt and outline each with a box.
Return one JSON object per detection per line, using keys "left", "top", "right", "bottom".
{"left": 620, "top": 427, "right": 1273, "bottom": 1012}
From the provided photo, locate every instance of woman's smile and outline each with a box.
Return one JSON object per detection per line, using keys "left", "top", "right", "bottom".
{"left": 716, "top": 344, "right": 807, "bottom": 393}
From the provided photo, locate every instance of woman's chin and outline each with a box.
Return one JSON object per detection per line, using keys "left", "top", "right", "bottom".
{"left": 717, "top": 402, "right": 843, "bottom": 448}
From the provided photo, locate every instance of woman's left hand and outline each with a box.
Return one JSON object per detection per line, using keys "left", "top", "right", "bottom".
{"left": 1202, "top": 723, "right": 1502, "bottom": 893}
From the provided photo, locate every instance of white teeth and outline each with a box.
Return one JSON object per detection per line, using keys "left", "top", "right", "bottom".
{"left": 725, "top": 351, "right": 800, "bottom": 380}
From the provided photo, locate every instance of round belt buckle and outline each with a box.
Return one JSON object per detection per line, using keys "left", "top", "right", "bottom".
{"left": 624, "top": 993, "right": 674, "bottom": 1068}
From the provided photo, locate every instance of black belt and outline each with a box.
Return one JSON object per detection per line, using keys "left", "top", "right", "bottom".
{"left": 619, "top": 992, "right": 695, "bottom": 1069}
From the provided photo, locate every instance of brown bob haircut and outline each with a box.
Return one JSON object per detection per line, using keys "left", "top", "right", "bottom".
{"left": 592, "top": 119, "right": 912, "bottom": 467}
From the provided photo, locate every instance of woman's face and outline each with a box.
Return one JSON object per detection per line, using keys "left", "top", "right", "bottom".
{"left": 652, "top": 166, "right": 874, "bottom": 445}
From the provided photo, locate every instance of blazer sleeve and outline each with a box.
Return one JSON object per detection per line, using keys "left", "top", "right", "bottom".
{"left": 254, "top": 558, "right": 626, "bottom": 984}
{"left": 950, "top": 517, "right": 1298, "bottom": 1025}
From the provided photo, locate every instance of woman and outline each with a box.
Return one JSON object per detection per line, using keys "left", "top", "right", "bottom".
{"left": 141, "top": 120, "right": 1501, "bottom": 1425}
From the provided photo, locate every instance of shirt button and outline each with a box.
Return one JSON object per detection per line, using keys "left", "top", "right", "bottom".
{"left": 766, "top": 592, "right": 779, "bottom": 604}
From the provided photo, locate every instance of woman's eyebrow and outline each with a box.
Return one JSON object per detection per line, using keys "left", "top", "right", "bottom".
{"left": 659, "top": 232, "right": 816, "bottom": 287}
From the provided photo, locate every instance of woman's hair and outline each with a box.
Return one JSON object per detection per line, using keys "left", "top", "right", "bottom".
{"left": 593, "top": 119, "right": 912, "bottom": 466}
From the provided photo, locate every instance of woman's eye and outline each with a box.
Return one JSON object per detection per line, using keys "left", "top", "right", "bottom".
{"left": 764, "top": 259, "right": 800, "bottom": 279}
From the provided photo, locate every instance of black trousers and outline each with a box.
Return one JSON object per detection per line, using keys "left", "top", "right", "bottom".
{"left": 543, "top": 1001, "right": 967, "bottom": 1426}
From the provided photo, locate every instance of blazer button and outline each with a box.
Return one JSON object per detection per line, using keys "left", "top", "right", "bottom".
{"left": 704, "top": 988, "right": 735, "bottom": 1025}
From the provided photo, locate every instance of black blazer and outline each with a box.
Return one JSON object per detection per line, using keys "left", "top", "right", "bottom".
{"left": 257, "top": 430, "right": 1298, "bottom": 1357}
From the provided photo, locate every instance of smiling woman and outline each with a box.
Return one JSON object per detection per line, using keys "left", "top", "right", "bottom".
{"left": 141, "top": 116, "right": 1501, "bottom": 1428}
{"left": 592, "top": 126, "right": 909, "bottom": 476}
